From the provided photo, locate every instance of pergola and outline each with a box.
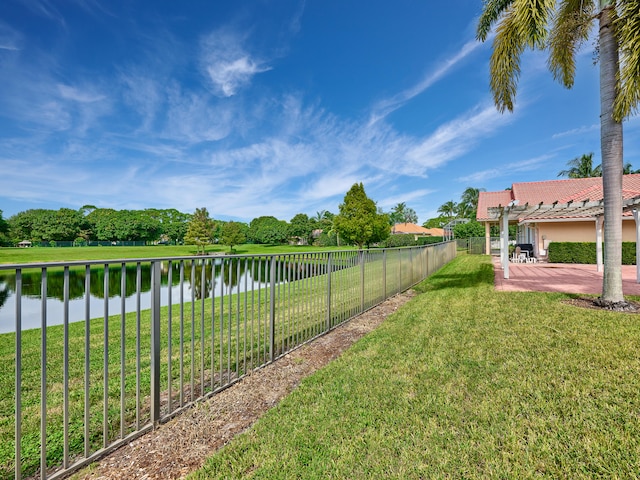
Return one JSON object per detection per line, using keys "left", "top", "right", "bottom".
{"left": 487, "top": 196, "right": 640, "bottom": 281}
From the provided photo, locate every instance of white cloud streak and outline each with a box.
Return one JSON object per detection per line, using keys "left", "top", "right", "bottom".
{"left": 57, "top": 84, "right": 105, "bottom": 103}
{"left": 457, "top": 154, "right": 554, "bottom": 183}
{"left": 200, "top": 28, "right": 271, "bottom": 97}
{"left": 400, "top": 105, "right": 515, "bottom": 175}
{"left": 552, "top": 124, "right": 598, "bottom": 139}
{"left": 369, "top": 38, "right": 485, "bottom": 125}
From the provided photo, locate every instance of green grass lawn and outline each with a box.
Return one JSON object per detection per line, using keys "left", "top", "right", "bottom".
{"left": 0, "top": 244, "right": 340, "bottom": 265}
{"left": 190, "top": 255, "right": 640, "bottom": 479}
{"left": 1, "top": 249, "right": 413, "bottom": 479}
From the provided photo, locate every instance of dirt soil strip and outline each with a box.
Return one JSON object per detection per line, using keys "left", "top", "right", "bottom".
{"left": 70, "top": 290, "right": 416, "bottom": 480}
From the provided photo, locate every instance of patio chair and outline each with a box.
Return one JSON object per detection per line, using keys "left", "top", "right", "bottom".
{"left": 511, "top": 246, "right": 523, "bottom": 263}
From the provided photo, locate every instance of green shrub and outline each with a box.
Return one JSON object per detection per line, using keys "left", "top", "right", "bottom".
{"left": 382, "top": 234, "right": 416, "bottom": 248}
{"left": 418, "top": 236, "right": 444, "bottom": 245}
{"left": 548, "top": 242, "right": 636, "bottom": 264}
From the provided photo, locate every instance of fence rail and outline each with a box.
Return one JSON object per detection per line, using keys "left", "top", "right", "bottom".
{"left": 0, "top": 242, "right": 456, "bottom": 480}
{"left": 456, "top": 236, "right": 512, "bottom": 255}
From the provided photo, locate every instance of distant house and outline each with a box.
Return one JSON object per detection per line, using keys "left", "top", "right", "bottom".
{"left": 391, "top": 223, "right": 444, "bottom": 240}
{"left": 477, "top": 174, "right": 640, "bottom": 257}
{"left": 17, "top": 240, "right": 32, "bottom": 248}
{"left": 424, "top": 227, "right": 445, "bottom": 237}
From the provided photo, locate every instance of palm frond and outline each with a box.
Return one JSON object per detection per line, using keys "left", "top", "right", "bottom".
{"left": 548, "top": 0, "right": 595, "bottom": 87}
{"left": 477, "top": 0, "right": 515, "bottom": 40}
{"left": 511, "top": 0, "right": 555, "bottom": 48}
{"left": 613, "top": 0, "right": 640, "bottom": 121}
{"left": 490, "top": 8, "right": 526, "bottom": 112}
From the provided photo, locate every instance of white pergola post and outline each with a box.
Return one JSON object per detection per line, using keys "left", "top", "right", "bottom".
{"left": 485, "top": 222, "right": 491, "bottom": 255}
{"left": 501, "top": 211, "right": 509, "bottom": 279}
{"left": 633, "top": 209, "right": 640, "bottom": 283}
{"left": 596, "top": 216, "right": 604, "bottom": 273}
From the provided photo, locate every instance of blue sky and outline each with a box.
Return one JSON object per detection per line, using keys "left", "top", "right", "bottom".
{"left": 1, "top": 0, "right": 639, "bottom": 224}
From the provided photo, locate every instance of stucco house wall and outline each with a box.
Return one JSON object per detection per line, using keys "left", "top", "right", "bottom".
{"left": 477, "top": 175, "right": 640, "bottom": 257}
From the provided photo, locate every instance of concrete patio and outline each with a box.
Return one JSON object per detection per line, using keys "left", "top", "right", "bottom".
{"left": 492, "top": 257, "right": 640, "bottom": 295}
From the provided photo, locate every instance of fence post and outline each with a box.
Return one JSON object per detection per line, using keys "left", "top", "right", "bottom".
{"left": 150, "top": 260, "right": 161, "bottom": 426}
{"left": 409, "top": 248, "right": 414, "bottom": 285}
{"left": 15, "top": 270, "right": 22, "bottom": 480}
{"left": 360, "top": 250, "right": 365, "bottom": 312}
{"left": 382, "top": 249, "right": 387, "bottom": 301}
{"left": 326, "top": 252, "right": 332, "bottom": 330}
{"left": 269, "top": 256, "right": 276, "bottom": 362}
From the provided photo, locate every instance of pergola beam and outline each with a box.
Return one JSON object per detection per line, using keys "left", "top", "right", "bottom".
{"left": 488, "top": 195, "right": 640, "bottom": 282}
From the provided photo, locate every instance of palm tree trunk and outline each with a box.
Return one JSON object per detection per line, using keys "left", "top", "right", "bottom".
{"left": 599, "top": 4, "right": 624, "bottom": 303}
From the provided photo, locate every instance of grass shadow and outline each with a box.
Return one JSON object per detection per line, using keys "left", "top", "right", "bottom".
{"left": 414, "top": 260, "right": 495, "bottom": 293}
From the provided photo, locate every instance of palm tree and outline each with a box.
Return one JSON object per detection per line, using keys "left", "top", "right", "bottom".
{"left": 459, "top": 187, "right": 486, "bottom": 219}
{"left": 477, "top": 0, "right": 640, "bottom": 304}
{"left": 557, "top": 153, "right": 602, "bottom": 178}
{"left": 437, "top": 201, "right": 458, "bottom": 221}
{"left": 390, "top": 202, "right": 419, "bottom": 224}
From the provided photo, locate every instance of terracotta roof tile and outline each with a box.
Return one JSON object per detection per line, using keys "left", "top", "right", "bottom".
{"left": 477, "top": 174, "right": 640, "bottom": 221}
{"left": 477, "top": 190, "right": 514, "bottom": 221}
{"left": 424, "top": 227, "right": 445, "bottom": 236}
{"left": 391, "top": 223, "right": 431, "bottom": 234}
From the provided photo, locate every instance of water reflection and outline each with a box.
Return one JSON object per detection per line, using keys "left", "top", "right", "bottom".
{"left": 0, "top": 257, "right": 330, "bottom": 333}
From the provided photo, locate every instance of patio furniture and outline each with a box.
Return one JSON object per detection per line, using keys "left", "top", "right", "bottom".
{"left": 512, "top": 246, "right": 524, "bottom": 263}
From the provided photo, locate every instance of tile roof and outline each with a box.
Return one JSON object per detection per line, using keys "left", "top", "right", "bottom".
{"left": 391, "top": 223, "right": 431, "bottom": 234}
{"left": 424, "top": 227, "right": 445, "bottom": 236}
{"left": 476, "top": 190, "right": 513, "bottom": 221}
{"left": 477, "top": 174, "right": 640, "bottom": 221}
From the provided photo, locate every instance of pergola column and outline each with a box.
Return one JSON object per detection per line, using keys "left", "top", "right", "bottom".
{"left": 633, "top": 209, "right": 640, "bottom": 283}
{"left": 485, "top": 222, "right": 491, "bottom": 255}
{"left": 501, "top": 211, "right": 509, "bottom": 279}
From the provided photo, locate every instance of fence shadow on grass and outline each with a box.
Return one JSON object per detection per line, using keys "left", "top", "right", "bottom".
{"left": 414, "top": 261, "right": 494, "bottom": 292}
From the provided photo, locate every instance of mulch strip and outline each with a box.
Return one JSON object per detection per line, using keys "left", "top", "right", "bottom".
{"left": 68, "top": 290, "right": 415, "bottom": 480}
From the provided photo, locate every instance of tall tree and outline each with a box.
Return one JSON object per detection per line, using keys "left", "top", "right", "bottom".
{"left": 220, "top": 221, "right": 246, "bottom": 253}
{"left": 333, "top": 183, "right": 390, "bottom": 249}
{"left": 557, "top": 153, "right": 602, "bottom": 178}
{"left": 248, "top": 216, "right": 289, "bottom": 245}
{"left": 288, "top": 213, "right": 314, "bottom": 245}
{"left": 184, "top": 207, "right": 215, "bottom": 254}
{"left": 0, "top": 210, "right": 8, "bottom": 245}
{"left": 477, "top": 0, "right": 640, "bottom": 304}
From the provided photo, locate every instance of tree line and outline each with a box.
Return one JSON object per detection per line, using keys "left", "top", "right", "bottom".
{"left": 1, "top": 206, "right": 190, "bottom": 246}
{"left": 1, "top": 183, "right": 457, "bottom": 250}
{"left": 0, "top": 182, "right": 493, "bottom": 249}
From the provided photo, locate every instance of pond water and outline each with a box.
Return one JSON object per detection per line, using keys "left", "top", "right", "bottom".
{"left": 0, "top": 258, "right": 298, "bottom": 333}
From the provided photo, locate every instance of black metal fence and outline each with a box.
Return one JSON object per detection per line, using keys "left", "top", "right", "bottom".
{"left": 0, "top": 242, "right": 456, "bottom": 479}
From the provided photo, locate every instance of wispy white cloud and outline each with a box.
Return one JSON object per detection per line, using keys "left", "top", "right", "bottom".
{"left": 57, "top": 84, "right": 105, "bottom": 103}
{"left": 163, "top": 86, "right": 233, "bottom": 143}
{"left": 552, "top": 124, "right": 598, "bottom": 139}
{"left": 288, "top": 0, "right": 306, "bottom": 35}
{"left": 378, "top": 189, "right": 433, "bottom": 209}
{"left": 368, "top": 38, "right": 486, "bottom": 125}
{"left": 21, "top": 0, "right": 66, "bottom": 25}
{"left": 0, "top": 21, "right": 20, "bottom": 51}
{"left": 400, "top": 105, "right": 515, "bottom": 175}
{"left": 200, "top": 27, "right": 271, "bottom": 97}
{"left": 457, "top": 154, "right": 554, "bottom": 183}
{"left": 0, "top": 88, "right": 520, "bottom": 221}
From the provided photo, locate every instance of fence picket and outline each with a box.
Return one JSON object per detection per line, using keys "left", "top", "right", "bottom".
{"left": 1, "top": 243, "right": 455, "bottom": 479}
